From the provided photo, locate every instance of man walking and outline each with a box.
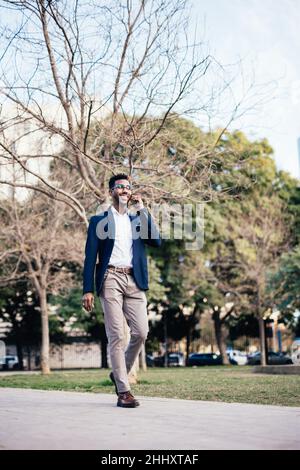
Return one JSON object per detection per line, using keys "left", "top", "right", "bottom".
{"left": 82, "top": 174, "right": 161, "bottom": 408}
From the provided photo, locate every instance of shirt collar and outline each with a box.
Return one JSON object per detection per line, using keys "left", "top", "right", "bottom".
{"left": 111, "top": 205, "right": 129, "bottom": 216}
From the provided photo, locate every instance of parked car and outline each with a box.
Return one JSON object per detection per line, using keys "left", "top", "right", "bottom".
{"left": 291, "top": 339, "right": 300, "bottom": 365}
{"left": 168, "top": 352, "right": 184, "bottom": 367}
{"left": 153, "top": 352, "right": 185, "bottom": 367}
{"left": 187, "top": 353, "right": 222, "bottom": 366}
{"left": 0, "top": 355, "right": 19, "bottom": 371}
{"left": 146, "top": 354, "right": 154, "bottom": 367}
{"left": 226, "top": 349, "right": 248, "bottom": 366}
{"left": 247, "top": 351, "right": 293, "bottom": 365}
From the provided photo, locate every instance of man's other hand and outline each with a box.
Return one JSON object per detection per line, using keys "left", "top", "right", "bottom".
{"left": 82, "top": 293, "right": 94, "bottom": 312}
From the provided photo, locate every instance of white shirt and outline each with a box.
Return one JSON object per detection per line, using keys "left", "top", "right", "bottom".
{"left": 109, "top": 206, "right": 133, "bottom": 267}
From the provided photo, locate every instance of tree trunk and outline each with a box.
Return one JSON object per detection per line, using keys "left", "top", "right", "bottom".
{"left": 101, "top": 336, "right": 108, "bottom": 369}
{"left": 139, "top": 344, "right": 147, "bottom": 372}
{"left": 39, "top": 288, "right": 51, "bottom": 374}
{"left": 258, "top": 317, "right": 267, "bottom": 366}
{"left": 27, "top": 346, "right": 31, "bottom": 371}
{"left": 257, "top": 285, "right": 267, "bottom": 366}
{"left": 186, "top": 327, "right": 191, "bottom": 366}
{"left": 15, "top": 339, "right": 24, "bottom": 371}
{"left": 129, "top": 357, "right": 139, "bottom": 384}
{"left": 213, "top": 311, "right": 230, "bottom": 365}
{"left": 164, "top": 312, "right": 168, "bottom": 367}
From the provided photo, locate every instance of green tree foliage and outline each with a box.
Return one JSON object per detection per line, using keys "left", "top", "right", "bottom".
{"left": 2, "top": 114, "right": 299, "bottom": 367}
{"left": 270, "top": 245, "right": 300, "bottom": 321}
{"left": 49, "top": 288, "right": 108, "bottom": 367}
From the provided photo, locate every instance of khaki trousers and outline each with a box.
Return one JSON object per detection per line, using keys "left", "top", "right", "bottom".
{"left": 99, "top": 270, "right": 148, "bottom": 393}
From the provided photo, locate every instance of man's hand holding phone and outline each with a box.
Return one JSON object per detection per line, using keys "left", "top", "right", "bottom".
{"left": 129, "top": 192, "right": 144, "bottom": 211}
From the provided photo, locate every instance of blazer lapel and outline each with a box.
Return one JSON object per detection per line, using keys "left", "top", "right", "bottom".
{"left": 129, "top": 212, "right": 141, "bottom": 242}
{"left": 107, "top": 206, "right": 116, "bottom": 240}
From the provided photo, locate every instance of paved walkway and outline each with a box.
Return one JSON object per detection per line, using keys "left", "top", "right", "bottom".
{"left": 0, "top": 388, "right": 299, "bottom": 450}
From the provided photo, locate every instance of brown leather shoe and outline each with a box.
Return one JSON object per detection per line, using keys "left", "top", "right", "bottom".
{"left": 117, "top": 391, "right": 140, "bottom": 408}
{"left": 109, "top": 372, "right": 118, "bottom": 396}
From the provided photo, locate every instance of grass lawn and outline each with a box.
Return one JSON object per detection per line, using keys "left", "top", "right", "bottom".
{"left": 0, "top": 366, "right": 299, "bottom": 407}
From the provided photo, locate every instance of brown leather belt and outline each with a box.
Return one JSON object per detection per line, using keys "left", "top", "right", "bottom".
{"left": 107, "top": 265, "right": 133, "bottom": 275}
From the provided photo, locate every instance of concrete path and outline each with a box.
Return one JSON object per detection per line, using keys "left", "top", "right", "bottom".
{"left": 0, "top": 388, "right": 299, "bottom": 450}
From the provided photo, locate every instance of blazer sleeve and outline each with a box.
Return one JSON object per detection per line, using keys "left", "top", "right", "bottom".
{"left": 82, "top": 216, "right": 99, "bottom": 294}
{"left": 139, "top": 208, "right": 161, "bottom": 248}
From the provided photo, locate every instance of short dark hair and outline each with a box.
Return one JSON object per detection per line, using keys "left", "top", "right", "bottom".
{"left": 108, "top": 173, "right": 130, "bottom": 189}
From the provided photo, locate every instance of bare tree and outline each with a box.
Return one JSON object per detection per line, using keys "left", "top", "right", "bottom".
{"left": 0, "top": 0, "right": 268, "bottom": 219}
{"left": 225, "top": 196, "right": 289, "bottom": 365}
{"left": 187, "top": 192, "right": 290, "bottom": 365}
{"left": 0, "top": 189, "right": 84, "bottom": 373}
{"left": 0, "top": 0, "right": 216, "bottom": 221}
{"left": 0, "top": 1, "right": 276, "bottom": 374}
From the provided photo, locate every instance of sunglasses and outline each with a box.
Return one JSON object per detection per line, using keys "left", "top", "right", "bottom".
{"left": 112, "top": 183, "right": 132, "bottom": 191}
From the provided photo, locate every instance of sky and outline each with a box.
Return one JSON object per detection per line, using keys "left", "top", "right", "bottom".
{"left": 1, "top": 0, "right": 299, "bottom": 179}
{"left": 191, "top": 0, "right": 300, "bottom": 179}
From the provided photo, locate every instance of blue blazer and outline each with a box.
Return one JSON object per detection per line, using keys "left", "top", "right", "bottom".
{"left": 83, "top": 207, "right": 161, "bottom": 296}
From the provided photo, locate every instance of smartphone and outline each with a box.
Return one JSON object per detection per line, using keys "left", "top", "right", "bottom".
{"left": 129, "top": 194, "right": 140, "bottom": 206}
